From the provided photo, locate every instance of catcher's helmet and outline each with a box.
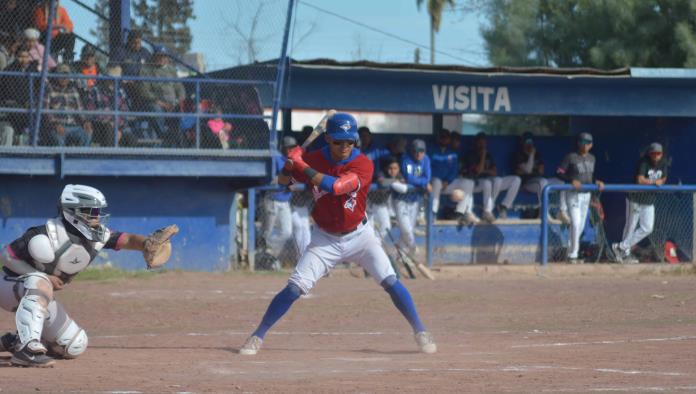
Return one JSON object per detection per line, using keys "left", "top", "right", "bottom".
{"left": 60, "top": 184, "right": 110, "bottom": 242}
{"left": 326, "top": 112, "right": 358, "bottom": 142}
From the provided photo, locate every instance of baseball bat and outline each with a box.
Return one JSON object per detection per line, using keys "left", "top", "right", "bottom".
{"left": 301, "top": 109, "right": 336, "bottom": 149}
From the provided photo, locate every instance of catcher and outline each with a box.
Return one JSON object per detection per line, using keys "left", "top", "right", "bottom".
{"left": 0, "top": 184, "right": 178, "bottom": 367}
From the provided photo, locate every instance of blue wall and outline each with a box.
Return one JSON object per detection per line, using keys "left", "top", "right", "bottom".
{"left": 0, "top": 176, "right": 237, "bottom": 271}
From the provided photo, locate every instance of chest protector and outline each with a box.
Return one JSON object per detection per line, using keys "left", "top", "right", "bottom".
{"left": 37, "top": 219, "right": 107, "bottom": 281}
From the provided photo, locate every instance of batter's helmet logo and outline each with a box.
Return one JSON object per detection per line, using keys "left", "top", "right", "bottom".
{"left": 339, "top": 122, "right": 352, "bottom": 132}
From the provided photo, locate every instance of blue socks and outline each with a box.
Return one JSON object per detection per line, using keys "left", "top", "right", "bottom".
{"left": 252, "top": 283, "right": 302, "bottom": 339}
{"left": 382, "top": 277, "right": 426, "bottom": 333}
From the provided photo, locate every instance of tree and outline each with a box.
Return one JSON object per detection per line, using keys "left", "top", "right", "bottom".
{"left": 89, "top": 0, "right": 110, "bottom": 49}
{"left": 416, "top": 0, "right": 456, "bottom": 64}
{"left": 132, "top": 0, "right": 195, "bottom": 56}
{"left": 478, "top": 0, "right": 696, "bottom": 69}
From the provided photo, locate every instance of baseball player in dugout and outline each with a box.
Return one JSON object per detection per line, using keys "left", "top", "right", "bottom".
{"left": 612, "top": 142, "right": 668, "bottom": 264}
{"left": 556, "top": 132, "right": 604, "bottom": 264}
{"left": 0, "top": 184, "right": 178, "bottom": 367}
{"left": 239, "top": 112, "right": 437, "bottom": 355}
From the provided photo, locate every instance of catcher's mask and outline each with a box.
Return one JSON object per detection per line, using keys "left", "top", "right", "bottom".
{"left": 60, "top": 184, "right": 110, "bottom": 242}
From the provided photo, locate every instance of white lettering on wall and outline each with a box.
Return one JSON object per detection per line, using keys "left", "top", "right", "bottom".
{"left": 432, "top": 85, "right": 511, "bottom": 112}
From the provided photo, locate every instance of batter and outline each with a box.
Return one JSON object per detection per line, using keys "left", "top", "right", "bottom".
{"left": 238, "top": 112, "right": 437, "bottom": 355}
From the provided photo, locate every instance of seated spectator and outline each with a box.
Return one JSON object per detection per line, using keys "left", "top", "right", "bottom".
{"left": 33, "top": 0, "right": 75, "bottom": 62}
{"left": 513, "top": 132, "right": 567, "bottom": 219}
{"left": 111, "top": 30, "right": 151, "bottom": 111}
{"left": 429, "top": 128, "right": 460, "bottom": 215}
{"left": 1, "top": 44, "right": 39, "bottom": 145}
{"left": 0, "top": 0, "right": 33, "bottom": 39}
{"left": 465, "top": 132, "right": 521, "bottom": 222}
{"left": 41, "top": 63, "right": 92, "bottom": 146}
{"left": 74, "top": 45, "right": 100, "bottom": 94}
{"left": 112, "top": 30, "right": 151, "bottom": 78}
{"left": 23, "top": 27, "right": 55, "bottom": 71}
{"left": 205, "top": 101, "right": 238, "bottom": 149}
{"left": 83, "top": 65, "right": 135, "bottom": 147}
{"left": 138, "top": 45, "right": 185, "bottom": 146}
{"left": 0, "top": 32, "right": 17, "bottom": 70}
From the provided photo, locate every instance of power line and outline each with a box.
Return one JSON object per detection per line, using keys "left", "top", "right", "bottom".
{"left": 298, "top": 0, "right": 481, "bottom": 66}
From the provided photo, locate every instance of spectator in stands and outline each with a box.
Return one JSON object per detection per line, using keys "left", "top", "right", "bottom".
{"left": 0, "top": 0, "right": 33, "bottom": 39}
{"left": 513, "top": 132, "right": 567, "bottom": 219}
{"left": 23, "top": 27, "right": 55, "bottom": 71}
{"left": 83, "top": 65, "right": 135, "bottom": 147}
{"left": 33, "top": 0, "right": 75, "bottom": 62}
{"left": 395, "top": 139, "right": 431, "bottom": 256}
{"left": 41, "top": 63, "right": 92, "bottom": 146}
{"left": 139, "top": 45, "right": 185, "bottom": 146}
{"left": 429, "top": 128, "right": 461, "bottom": 216}
{"left": 611, "top": 142, "right": 668, "bottom": 264}
{"left": 0, "top": 32, "right": 16, "bottom": 70}
{"left": 465, "top": 132, "right": 521, "bottom": 223}
{"left": 556, "top": 132, "right": 604, "bottom": 264}
{"left": 112, "top": 30, "right": 151, "bottom": 77}
{"left": 73, "top": 45, "right": 100, "bottom": 94}
{"left": 261, "top": 136, "right": 296, "bottom": 255}
{"left": 1, "top": 44, "right": 38, "bottom": 145}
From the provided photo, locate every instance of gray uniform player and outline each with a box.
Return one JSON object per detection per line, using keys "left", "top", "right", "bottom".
{"left": 556, "top": 132, "right": 604, "bottom": 263}
{"left": 612, "top": 143, "right": 668, "bottom": 263}
{"left": 0, "top": 184, "right": 163, "bottom": 367}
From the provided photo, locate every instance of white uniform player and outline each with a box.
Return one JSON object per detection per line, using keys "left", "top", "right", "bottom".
{"left": 556, "top": 133, "right": 604, "bottom": 263}
{"left": 612, "top": 143, "right": 668, "bottom": 263}
{"left": 289, "top": 183, "right": 312, "bottom": 256}
{"left": 262, "top": 137, "right": 297, "bottom": 255}
{"left": 394, "top": 139, "right": 432, "bottom": 256}
{"left": 238, "top": 113, "right": 436, "bottom": 356}
{"left": 0, "top": 184, "right": 159, "bottom": 367}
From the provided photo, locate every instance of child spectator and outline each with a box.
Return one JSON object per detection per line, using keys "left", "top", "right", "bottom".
{"left": 74, "top": 45, "right": 100, "bottom": 94}
{"left": 23, "top": 27, "right": 55, "bottom": 71}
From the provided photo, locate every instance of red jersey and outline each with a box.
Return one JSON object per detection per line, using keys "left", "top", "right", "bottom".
{"left": 291, "top": 147, "right": 373, "bottom": 233}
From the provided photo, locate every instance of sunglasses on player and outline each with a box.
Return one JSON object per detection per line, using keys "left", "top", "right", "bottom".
{"left": 331, "top": 140, "right": 355, "bottom": 146}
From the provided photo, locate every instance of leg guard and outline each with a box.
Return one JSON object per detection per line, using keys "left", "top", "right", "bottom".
{"left": 43, "top": 301, "right": 88, "bottom": 358}
{"left": 15, "top": 273, "right": 52, "bottom": 350}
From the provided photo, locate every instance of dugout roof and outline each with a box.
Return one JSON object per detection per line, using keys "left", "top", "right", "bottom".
{"left": 210, "top": 59, "right": 696, "bottom": 117}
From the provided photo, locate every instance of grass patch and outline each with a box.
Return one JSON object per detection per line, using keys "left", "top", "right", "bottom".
{"left": 72, "top": 266, "right": 161, "bottom": 282}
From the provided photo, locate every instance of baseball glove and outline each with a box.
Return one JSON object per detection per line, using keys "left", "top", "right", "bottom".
{"left": 143, "top": 225, "right": 179, "bottom": 269}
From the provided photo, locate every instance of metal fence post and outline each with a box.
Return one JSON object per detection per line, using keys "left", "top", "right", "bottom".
{"left": 247, "top": 188, "right": 256, "bottom": 272}
{"left": 541, "top": 184, "right": 551, "bottom": 266}
{"left": 426, "top": 193, "right": 434, "bottom": 267}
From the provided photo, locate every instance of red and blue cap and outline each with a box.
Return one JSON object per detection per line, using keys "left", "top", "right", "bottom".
{"left": 326, "top": 112, "right": 358, "bottom": 141}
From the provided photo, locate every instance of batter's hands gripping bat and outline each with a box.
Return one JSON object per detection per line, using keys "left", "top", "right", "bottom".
{"left": 301, "top": 109, "right": 336, "bottom": 149}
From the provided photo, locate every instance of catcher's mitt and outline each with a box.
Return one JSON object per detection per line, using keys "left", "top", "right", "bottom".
{"left": 143, "top": 225, "right": 179, "bottom": 269}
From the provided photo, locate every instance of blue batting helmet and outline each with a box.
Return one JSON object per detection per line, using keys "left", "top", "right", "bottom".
{"left": 326, "top": 112, "right": 358, "bottom": 141}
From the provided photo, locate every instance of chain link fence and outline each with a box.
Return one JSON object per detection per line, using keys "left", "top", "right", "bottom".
{"left": 542, "top": 185, "right": 696, "bottom": 264}
{"left": 0, "top": 0, "right": 292, "bottom": 155}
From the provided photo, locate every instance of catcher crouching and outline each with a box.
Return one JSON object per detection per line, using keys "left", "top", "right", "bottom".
{"left": 0, "top": 184, "right": 178, "bottom": 367}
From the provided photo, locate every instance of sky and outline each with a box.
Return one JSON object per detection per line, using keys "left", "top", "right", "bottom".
{"left": 68, "top": 0, "right": 489, "bottom": 72}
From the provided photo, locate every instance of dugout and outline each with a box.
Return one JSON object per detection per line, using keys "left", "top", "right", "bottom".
{"left": 215, "top": 59, "right": 696, "bottom": 264}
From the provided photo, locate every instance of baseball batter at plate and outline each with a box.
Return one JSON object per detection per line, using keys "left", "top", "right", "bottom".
{"left": 0, "top": 184, "right": 178, "bottom": 367}
{"left": 612, "top": 142, "right": 668, "bottom": 263}
{"left": 239, "top": 112, "right": 437, "bottom": 355}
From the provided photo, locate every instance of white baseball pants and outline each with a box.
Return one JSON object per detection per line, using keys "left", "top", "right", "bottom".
{"left": 288, "top": 222, "right": 396, "bottom": 294}
{"left": 369, "top": 202, "right": 392, "bottom": 240}
{"left": 447, "top": 177, "right": 475, "bottom": 215}
{"left": 263, "top": 198, "right": 292, "bottom": 254}
{"left": 566, "top": 191, "right": 591, "bottom": 259}
{"left": 619, "top": 199, "right": 655, "bottom": 252}
{"left": 291, "top": 206, "right": 311, "bottom": 256}
{"left": 522, "top": 177, "right": 567, "bottom": 210}
{"left": 394, "top": 199, "right": 420, "bottom": 254}
{"left": 476, "top": 176, "right": 521, "bottom": 213}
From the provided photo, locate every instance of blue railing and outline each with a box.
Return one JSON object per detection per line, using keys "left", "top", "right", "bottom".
{"left": 0, "top": 71, "right": 274, "bottom": 151}
{"left": 540, "top": 183, "right": 696, "bottom": 265}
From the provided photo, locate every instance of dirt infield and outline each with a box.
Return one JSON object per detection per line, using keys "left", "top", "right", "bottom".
{"left": 1, "top": 267, "right": 696, "bottom": 393}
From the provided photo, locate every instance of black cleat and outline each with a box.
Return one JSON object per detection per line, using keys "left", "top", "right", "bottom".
{"left": 10, "top": 346, "right": 55, "bottom": 368}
